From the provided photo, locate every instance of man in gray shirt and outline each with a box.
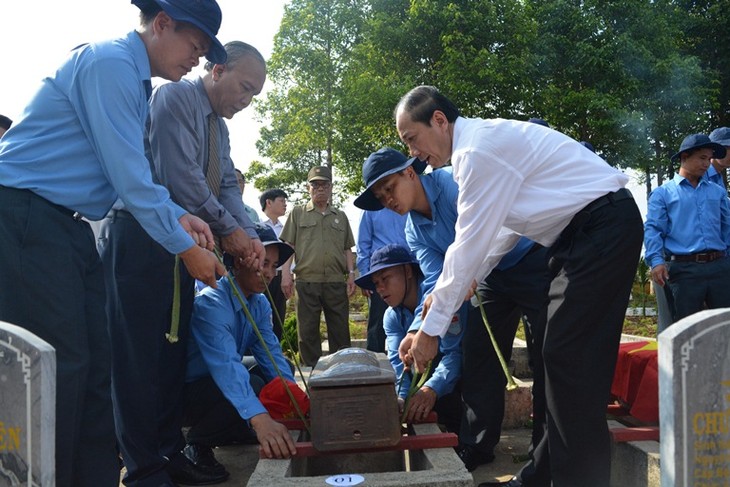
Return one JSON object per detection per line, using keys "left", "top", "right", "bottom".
{"left": 99, "top": 41, "right": 267, "bottom": 486}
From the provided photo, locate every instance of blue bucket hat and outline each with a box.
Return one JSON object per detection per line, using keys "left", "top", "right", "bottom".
{"left": 710, "top": 127, "right": 730, "bottom": 148}
{"left": 254, "top": 224, "right": 294, "bottom": 267}
{"left": 132, "top": 0, "right": 227, "bottom": 65}
{"left": 353, "top": 148, "right": 426, "bottom": 211}
{"left": 671, "top": 134, "right": 727, "bottom": 162}
{"left": 355, "top": 244, "right": 421, "bottom": 291}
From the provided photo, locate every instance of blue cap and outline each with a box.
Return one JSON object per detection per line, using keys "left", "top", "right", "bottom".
{"left": 710, "top": 127, "right": 730, "bottom": 148}
{"left": 528, "top": 117, "right": 550, "bottom": 127}
{"left": 580, "top": 141, "right": 596, "bottom": 153}
{"left": 353, "top": 148, "right": 426, "bottom": 211}
{"left": 355, "top": 244, "right": 421, "bottom": 291}
{"left": 671, "top": 134, "right": 727, "bottom": 162}
{"left": 133, "top": 0, "right": 227, "bottom": 64}
{"left": 254, "top": 224, "right": 294, "bottom": 266}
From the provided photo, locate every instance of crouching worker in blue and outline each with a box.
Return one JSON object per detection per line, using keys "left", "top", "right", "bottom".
{"left": 356, "top": 244, "right": 465, "bottom": 431}
{"left": 183, "top": 224, "right": 298, "bottom": 476}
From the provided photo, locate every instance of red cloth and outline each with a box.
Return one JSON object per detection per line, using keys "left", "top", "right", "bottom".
{"left": 259, "top": 377, "right": 310, "bottom": 420}
{"left": 610, "top": 341, "right": 659, "bottom": 423}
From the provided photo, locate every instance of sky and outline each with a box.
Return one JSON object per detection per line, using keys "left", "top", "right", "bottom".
{"left": 0, "top": 0, "right": 648, "bottom": 230}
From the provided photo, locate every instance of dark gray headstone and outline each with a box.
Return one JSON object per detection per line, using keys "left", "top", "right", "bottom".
{"left": 0, "top": 321, "right": 55, "bottom": 486}
{"left": 659, "top": 309, "right": 730, "bottom": 487}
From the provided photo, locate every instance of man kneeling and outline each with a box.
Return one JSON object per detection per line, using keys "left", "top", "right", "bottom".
{"left": 183, "top": 224, "right": 299, "bottom": 477}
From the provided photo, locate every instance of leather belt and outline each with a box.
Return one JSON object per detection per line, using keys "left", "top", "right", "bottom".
{"left": 670, "top": 251, "right": 726, "bottom": 263}
{"left": 0, "top": 185, "right": 83, "bottom": 221}
{"left": 582, "top": 188, "right": 633, "bottom": 213}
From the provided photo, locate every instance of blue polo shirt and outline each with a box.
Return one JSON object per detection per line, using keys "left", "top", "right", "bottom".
{"left": 644, "top": 173, "right": 730, "bottom": 268}
{"left": 0, "top": 31, "right": 191, "bottom": 254}
{"left": 186, "top": 277, "right": 295, "bottom": 421}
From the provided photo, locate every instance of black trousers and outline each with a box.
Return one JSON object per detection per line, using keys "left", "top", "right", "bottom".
{"left": 183, "top": 359, "right": 265, "bottom": 446}
{"left": 366, "top": 291, "right": 388, "bottom": 353}
{"left": 460, "top": 245, "right": 550, "bottom": 459}
{"left": 0, "top": 186, "right": 118, "bottom": 487}
{"left": 99, "top": 211, "right": 194, "bottom": 487}
{"left": 524, "top": 195, "right": 643, "bottom": 487}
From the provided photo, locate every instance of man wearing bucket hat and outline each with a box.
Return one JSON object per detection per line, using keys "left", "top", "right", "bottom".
{"left": 356, "top": 149, "right": 409, "bottom": 354}
{"left": 645, "top": 133, "right": 730, "bottom": 329}
{"left": 705, "top": 127, "right": 730, "bottom": 188}
{"left": 355, "top": 147, "right": 549, "bottom": 476}
{"left": 280, "top": 166, "right": 356, "bottom": 366}
{"left": 0, "top": 1, "right": 228, "bottom": 485}
{"left": 100, "top": 40, "right": 268, "bottom": 485}
{"left": 356, "top": 243, "right": 463, "bottom": 430}
{"left": 182, "top": 224, "right": 299, "bottom": 473}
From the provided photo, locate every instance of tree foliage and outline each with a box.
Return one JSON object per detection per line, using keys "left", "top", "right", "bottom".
{"left": 250, "top": 0, "right": 730, "bottom": 200}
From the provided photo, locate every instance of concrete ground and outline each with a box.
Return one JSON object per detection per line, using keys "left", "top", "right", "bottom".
{"left": 202, "top": 425, "right": 532, "bottom": 486}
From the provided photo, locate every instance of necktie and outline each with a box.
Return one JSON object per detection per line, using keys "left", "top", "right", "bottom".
{"left": 206, "top": 113, "right": 221, "bottom": 198}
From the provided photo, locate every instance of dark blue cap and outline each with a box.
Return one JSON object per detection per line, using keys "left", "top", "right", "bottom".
{"left": 355, "top": 244, "right": 420, "bottom": 291}
{"left": 671, "top": 134, "right": 727, "bottom": 162}
{"left": 133, "top": 0, "right": 227, "bottom": 64}
{"left": 528, "top": 117, "right": 550, "bottom": 127}
{"left": 354, "top": 147, "right": 426, "bottom": 211}
{"left": 710, "top": 127, "right": 730, "bottom": 147}
{"left": 254, "top": 223, "right": 294, "bottom": 266}
{"left": 580, "top": 141, "right": 596, "bottom": 153}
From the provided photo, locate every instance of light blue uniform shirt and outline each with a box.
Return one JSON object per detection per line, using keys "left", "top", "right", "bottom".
{"left": 644, "top": 173, "right": 730, "bottom": 268}
{"left": 384, "top": 281, "right": 465, "bottom": 398}
{"left": 356, "top": 208, "right": 409, "bottom": 276}
{"left": 186, "top": 277, "right": 295, "bottom": 421}
{"left": 406, "top": 167, "right": 534, "bottom": 332}
{"left": 0, "top": 31, "right": 192, "bottom": 254}
{"left": 703, "top": 165, "right": 725, "bottom": 187}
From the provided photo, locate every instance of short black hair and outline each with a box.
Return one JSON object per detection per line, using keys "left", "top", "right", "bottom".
{"left": 259, "top": 188, "right": 288, "bottom": 211}
{"left": 394, "top": 85, "right": 460, "bottom": 125}
{"left": 0, "top": 114, "right": 12, "bottom": 131}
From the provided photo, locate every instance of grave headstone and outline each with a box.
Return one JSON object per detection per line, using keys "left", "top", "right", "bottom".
{"left": 659, "top": 309, "right": 730, "bottom": 487}
{"left": 0, "top": 321, "right": 55, "bottom": 486}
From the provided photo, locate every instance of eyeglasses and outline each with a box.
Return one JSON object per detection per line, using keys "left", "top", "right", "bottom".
{"left": 310, "top": 181, "right": 331, "bottom": 189}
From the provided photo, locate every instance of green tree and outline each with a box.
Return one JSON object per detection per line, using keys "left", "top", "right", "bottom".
{"left": 252, "top": 0, "right": 368, "bottom": 203}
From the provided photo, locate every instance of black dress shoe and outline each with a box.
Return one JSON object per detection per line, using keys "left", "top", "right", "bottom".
{"left": 456, "top": 444, "right": 495, "bottom": 472}
{"left": 479, "top": 476, "right": 522, "bottom": 487}
{"left": 167, "top": 452, "right": 230, "bottom": 486}
{"left": 183, "top": 443, "right": 227, "bottom": 476}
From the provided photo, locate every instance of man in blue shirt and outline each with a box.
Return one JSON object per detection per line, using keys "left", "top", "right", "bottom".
{"left": 645, "top": 134, "right": 730, "bottom": 330}
{"left": 356, "top": 244, "right": 463, "bottom": 431}
{"left": 0, "top": 2, "right": 227, "bottom": 485}
{"left": 100, "top": 40, "right": 265, "bottom": 486}
{"left": 705, "top": 127, "right": 730, "bottom": 188}
{"left": 356, "top": 148, "right": 409, "bottom": 353}
{"left": 183, "top": 224, "right": 298, "bottom": 473}
{"left": 354, "top": 152, "right": 466, "bottom": 429}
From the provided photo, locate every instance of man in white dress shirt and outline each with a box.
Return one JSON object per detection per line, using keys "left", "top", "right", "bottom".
{"left": 395, "top": 85, "right": 643, "bottom": 487}
{"left": 259, "top": 188, "right": 289, "bottom": 338}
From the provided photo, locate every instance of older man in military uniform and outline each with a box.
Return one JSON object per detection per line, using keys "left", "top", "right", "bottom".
{"left": 280, "top": 166, "right": 356, "bottom": 366}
